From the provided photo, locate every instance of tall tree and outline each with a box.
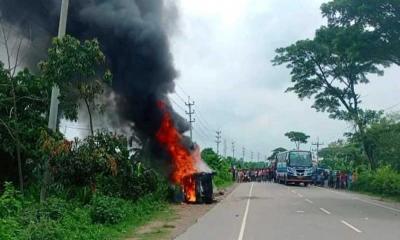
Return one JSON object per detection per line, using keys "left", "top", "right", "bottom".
{"left": 273, "top": 15, "right": 390, "bottom": 169}
{"left": 284, "top": 131, "right": 309, "bottom": 150}
{"left": 0, "top": 23, "right": 51, "bottom": 192}
{"left": 321, "top": 0, "right": 400, "bottom": 65}
{"left": 39, "top": 35, "right": 112, "bottom": 136}
{"left": 268, "top": 147, "right": 287, "bottom": 160}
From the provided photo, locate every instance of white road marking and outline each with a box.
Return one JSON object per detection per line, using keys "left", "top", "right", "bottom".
{"left": 291, "top": 190, "right": 297, "bottom": 194}
{"left": 341, "top": 220, "right": 362, "bottom": 233}
{"left": 305, "top": 198, "right": 313, "bottom": 204}
{"left": 296, "top": 210, "right": 305, "bottom": 213}
{"left": 297, "top": 193, "right": 303, "bottom": 198}
{"left": 319, "top": 208, "right": 331, "bottom": 215}
{"left": 238, "top": 183, "right": 254, "bottom": 240}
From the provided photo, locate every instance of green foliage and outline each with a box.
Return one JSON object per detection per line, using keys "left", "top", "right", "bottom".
{"left": 0, "top": 182, "right": 167, "bottom": 240}
{"left": 0, "top": 182, "right": 22, "bottom": 218}
{"left": 284, "top": 131, "right": 309, "bottom": 150}
{"left": 364, "top": 118, "right": 400, "bottom": 171}
{"left": 321, "top": 0, "right": 400, "bottom": 65}
{"left": 353, "top": 166, "right": 400, "bottom": 197}
{"left": 319, "top": 140, "right": 363, "bottom": 171}
{"left": 268, "top": 147, "right": 287, "bottom": 160}
{"left": 201, "top": 148, "right": 232, "bottom": 187}
{"left": 39, "top": 35, "right": 112, "bottom": 124}
{"left": 90, "top": 194, "right": 127, "bottom": 224}
{"left": 272, "top": 0, "right": 399, "bottom": 168}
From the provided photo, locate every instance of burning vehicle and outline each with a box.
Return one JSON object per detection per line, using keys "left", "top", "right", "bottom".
{"left": 156, "top": 101, "right": 214, "bottom": 204}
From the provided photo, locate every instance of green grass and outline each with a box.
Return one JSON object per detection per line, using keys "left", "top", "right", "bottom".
{"left": 129, "top": 205, "right": 177, "bottom": 240}
{"left": 0, "top": 192, "right": 168, "bottom": 240}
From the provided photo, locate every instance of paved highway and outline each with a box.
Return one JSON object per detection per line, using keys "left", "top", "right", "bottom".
{"left": 176, "top": 182, "right": 400, "bottom": 240}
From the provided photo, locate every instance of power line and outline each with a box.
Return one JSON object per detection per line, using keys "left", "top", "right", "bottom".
{"left": 169, "top": 97, "right": 186, "bottom": 114}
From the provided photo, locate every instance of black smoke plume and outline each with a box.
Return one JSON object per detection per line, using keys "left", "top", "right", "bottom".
{"left": 0, "top": 0, "right": 189, "bottom": 159}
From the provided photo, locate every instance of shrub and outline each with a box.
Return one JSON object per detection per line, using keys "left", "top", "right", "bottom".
{"left": 24, "top": 218, "right": 64, "bottom": 240}
{"left": 0, "top": 218, "right": 23, "bottom": 240}
{"left": 90, "top": 194, "right": 127, "bottom": 224}
{"left": 0, "top": 182, "right": 22, "bottom": 218}
{"left": 353, "top": 166, "right": 400, "bottom": 197}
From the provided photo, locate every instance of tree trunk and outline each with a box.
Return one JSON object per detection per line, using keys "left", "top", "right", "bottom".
{"left": 84, "top": 98, "right": 94, "bottom": 136}
{"left": 11, "top": 77, "right": 24, "bottom": 193}
{"left": 16, "top": 139, "right": 23, "bottom": 193}
{"left": 356, "top": 122, "right": 376, "bottom": 170}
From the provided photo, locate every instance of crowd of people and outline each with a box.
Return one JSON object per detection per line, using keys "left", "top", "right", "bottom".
{"left": 312, "top": 170, "right": 357, "bottom": 190}
{"left": 234, "top": 168, "right": 274, "bottom": 182}
{"left": 231, "top": 167, "right": 357, "bottom": 190}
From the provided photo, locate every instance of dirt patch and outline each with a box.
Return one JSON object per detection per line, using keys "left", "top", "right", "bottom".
{"left": 128, "top": 183, "right": 237, "bottom": 240}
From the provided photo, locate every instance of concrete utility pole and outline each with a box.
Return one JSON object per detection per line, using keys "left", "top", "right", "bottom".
{"left": 242, "top": 147, "right": 246, "bottom": 162}
{"left": 48, "top": 0, "right": 70, "bottom": 131}
{"left": 223, "top": 139, "right": 227, "bottom": 157}
{"left": 257, "top": 152, "right": 260, "bottom": 162}
{"left": 251, "top": 151, "right": 254, "bottom": 161}
{"left": 232, "top": 141, "right": 235, "bottom": 159}
{"left": 185, "top": 96, "right": 195, "bottom": 141}
{"left": 215, "top": 131, "right": 221, "bottom": 155}
{"left": 312, "top": 137, "right": 324, "bottom": 162}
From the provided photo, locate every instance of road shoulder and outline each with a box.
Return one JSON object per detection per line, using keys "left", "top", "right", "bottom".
{"left": 127, "top": 183, "right": 238, "bottom": 240}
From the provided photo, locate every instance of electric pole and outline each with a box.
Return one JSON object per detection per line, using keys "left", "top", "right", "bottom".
{"left": 48, "top": 0, "right": 69, "bottom": 132}
{"left": 232, "top": 141, "right": 235, "bottom": 159}
{"left": 223, "top": 139, "right": 227, "bottom": 157}
{"left": 242, "top": 147, "right": 245, "bottom": 162}
{"left": 185, "top": 96, "right": 195, "bottom": 141}
{"left": 257, "top": 152, "right": 260, "bottom": 162}
{"left": 312, "top": 137, "right": 324, "bottom": 162}
{"left": 215, "top": 131, "right": 221, "bottom": 155}
{"left": 251, "top": 151, "right": 253, "bottom": 161}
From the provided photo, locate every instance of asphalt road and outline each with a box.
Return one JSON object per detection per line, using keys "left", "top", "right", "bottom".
{"left": 175, "top": 182, "right": 400, "bottom": 240}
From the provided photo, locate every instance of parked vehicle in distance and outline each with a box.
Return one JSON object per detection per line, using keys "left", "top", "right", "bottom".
{"left": 275, "top": 150, "right": 313, "bottom": 186}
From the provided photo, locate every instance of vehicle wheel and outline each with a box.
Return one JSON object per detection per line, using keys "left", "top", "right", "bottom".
{"left": 304, "top": 183, "right": 309, "bottom": 187}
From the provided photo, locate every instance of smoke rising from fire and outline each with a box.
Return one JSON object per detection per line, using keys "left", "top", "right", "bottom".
{"left": 0, "top": 0, "right": 189, "bottom": 150}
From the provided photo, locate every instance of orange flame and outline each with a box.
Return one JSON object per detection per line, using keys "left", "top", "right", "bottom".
{"left": 156, "top": 101, "right": 197, "bottom": 202}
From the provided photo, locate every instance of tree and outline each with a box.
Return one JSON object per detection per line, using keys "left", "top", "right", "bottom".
{"left": 39, "top": 35, "right": 112, "bottom": 136}
{"left": 273, "top": 16, "right": 389, "bottom": 169}
{"left": 321, "top": 0, "right": 400, "bottom": 65}
{"left": 0, "top": 22, "right": 51, "bottom": 192}
{"left": 284, "top": 131, "right": 309, "bottom": 150}
{"left": 268, "top": 147, "right": 287, "bottom": 160}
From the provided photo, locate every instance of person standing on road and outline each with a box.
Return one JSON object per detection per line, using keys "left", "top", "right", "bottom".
{"left": 347, "top": 171, "right": 352, "bottom": 189}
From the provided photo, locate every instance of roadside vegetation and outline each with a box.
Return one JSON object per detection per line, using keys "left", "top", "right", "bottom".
{"left": 0, "top": 33, "right": 169, "bottom": 239}
{"left": 201, "top": 148, "right": 234, "bottom": 188}
{"left": 273, "top": 0, "right": 400, "bottom": 199}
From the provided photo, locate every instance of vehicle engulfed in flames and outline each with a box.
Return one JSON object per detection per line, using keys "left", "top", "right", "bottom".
{"left": 183, "top": 172, "right": 214, "bottom": 204}
{"left": 156, "top": 101, "right": 214, "bottom": 204}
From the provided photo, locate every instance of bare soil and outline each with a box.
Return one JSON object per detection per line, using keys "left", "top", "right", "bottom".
{"left": 127, "top": 183, "right": 238, "bottom": 240}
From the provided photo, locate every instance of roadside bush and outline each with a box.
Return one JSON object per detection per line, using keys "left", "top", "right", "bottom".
{"left": 90, "top": 194, "right": 127, "bottom": 224}
{"left": 201, "top": 148, "right": 233, "bottom": 187}
{"left": 353, "top": 166, "right": 400, "bottom": 197}
{"left": 0, "top": 218, "right": 23, "bottom": 240}
{"left": 24, "top": 218, "right": 64, "bottom": 240}
{"left": 0, "top": 182, "right": 22, "bottom": 218}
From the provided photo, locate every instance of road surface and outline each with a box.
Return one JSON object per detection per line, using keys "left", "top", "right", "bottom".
{"left": 176, "top": 182, "right": 400, "bottom": 240}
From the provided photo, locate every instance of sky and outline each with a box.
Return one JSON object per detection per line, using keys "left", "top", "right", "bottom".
{"left": 168, "top": 0, "right": 400, "bottom": 160}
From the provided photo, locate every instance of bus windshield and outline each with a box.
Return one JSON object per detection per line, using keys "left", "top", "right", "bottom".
{"left": 289, "top": 152, "right": 312, "bottom": 167}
